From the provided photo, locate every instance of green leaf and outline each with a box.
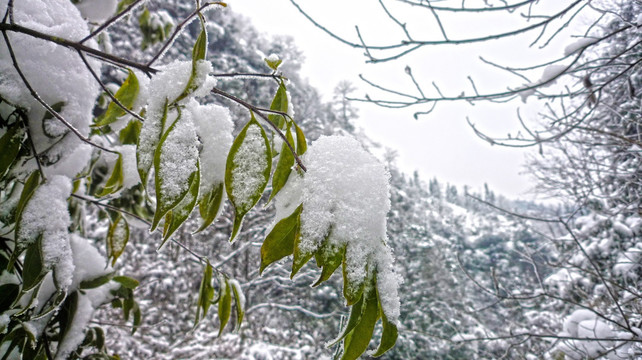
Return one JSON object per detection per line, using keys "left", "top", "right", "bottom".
{"left": 175, "top": 19, "right": 207, "bottom": 103}
{"left": 194, "top": 261, "right": 214, "bottom": 327}
{"left": 195, "top": 182, "right": 224, "bottom": 233}
{"left": 96, "top": 153, "right": 124, "bottom": 197}
{"left": 159, "top": 162, "right": 200, "bottom": 249}
{"left": 230, "top": 279, "right": 245, "bottom": 332}
{"left": 328, "top": 291, "right": 365, "bottom": 347}
{"left": 80, "top": 272, "right": 115, "bottom": 290}
{"left": 340, "top": 286, "right": 381, "bottom": 360}
{"left": 264, "top": 56, "right": 282, "bottom": 71}
{"left": 113, "top": 276, "right": 139, "bottom": 289}
{"left": 293, "top": 121, "right": 307, "bottom": 156}
{"left": 107, "top": 214, "right": 129, "bottom": 266}
{"left": 131, "top": 301, "right": 141, "bottom": 335}
{"left": 342, "top": 256, "right": 366, "bottom": 306}
{"left": 119, "top": 119, "right": 142, "bottom": 145}
{"left": 116, "top": 0, "right": 137, "bottom": 13}
{"left": 93, "top": 70, "right": 139, "bottom": 127}
{"left": 225, "top": 114, "right": 272, "bottom": 242}
{"left": 268, "top": 124, "right": 295, "bottom": 203}
{"left": 21, "top": 235, "right": 46, "bottom": 292}
{"left": 259, "top": 205, "right": 302, "bottom": 274}
{"left": 312, "top": 236, "right": 345, "bottom": 287}
{"left": 291, "top": 206, "right": 313, "bottom": 279}
{"left": 217, "top": 276, "right": 232, "bottom": 337}
{"left": 151, "top": 113, "right": 198, "bottom": 231}
{"left": 0, "top": 284, "right": 19, "bottom": 313}
{"left": 371, "top": 284, "right": 398, "bottom": 357}
{"left": 0, "top": 123, "right": 23, "bottom": 179}
{"left": 268, "top": 82, "right": 288, "bottom": 128}
{"left": 137, "top": 98, "right": 168, "bottom": 189}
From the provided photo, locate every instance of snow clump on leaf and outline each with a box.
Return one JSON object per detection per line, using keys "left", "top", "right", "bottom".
{"left": 299, "top": 135, "right": 401, "bottom": 323}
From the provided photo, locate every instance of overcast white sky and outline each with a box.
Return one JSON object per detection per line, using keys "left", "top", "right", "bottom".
{"left": 227, "top": 0, "right": 590, "bottom": 201}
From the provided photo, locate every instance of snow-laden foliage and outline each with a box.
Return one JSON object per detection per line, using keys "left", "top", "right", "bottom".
{"left": 0, "top": 0, "right": 400, "bottom": 359}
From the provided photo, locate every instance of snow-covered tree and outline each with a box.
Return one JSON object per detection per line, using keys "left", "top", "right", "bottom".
{"left": 0, "top": 1, "right": 401, "bottom": 359}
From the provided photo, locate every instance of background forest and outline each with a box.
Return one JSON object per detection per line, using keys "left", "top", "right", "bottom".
{"left": 1, "top": 0, "right": 641, "bottom": 359}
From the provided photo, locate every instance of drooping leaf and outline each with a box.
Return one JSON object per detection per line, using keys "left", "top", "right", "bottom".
{"left": 371, "top": 283, "right": 399, "bottom": 357}
{"left": 217, "top": 275, "right": 232, "bottom": 337}
{"left": 22, "top": 235, "right": 46, "bottom": 292}
{"left": 93, "top": 70, "right": 139, "bottom": 127}
{"left": 340, "top": 286, "right": 381, "bottom": 360}
{"left": 230, "top": 279, "right": 245, "bottom": 332}
{"left": 328, "top": 291, "right": 365, "bottom": 347}
{"left": 159, "top": 163, "right": 200, "bottom": 249}
{"left": 107, "top": 214, "right": 129, "bottom": 266}
{"left": 312, "top": 236, "right": 345, "bottom": 287}
{"left": 291, "top": 206, "right": 314, "bottom": 279}
{"left": 259, "top": 205, "right": 302, "bottom": 274}
{"left": 195, "top": 261, "right": 214, "bottom": 327}
{"left": 131, "top": 301, "right": 141, "bottom": 335}
{"left": 96, "top": 153, "right": 124, "bottom": 197}
{"left": 116, "top": 0, "right": 137, "bottom": 13}
{"left": 268, "top": 82, "right": 288, "bottom": 128}
{"left": 80, "top": 272, "right": 115, "bottom": 290}
{"left": 0, "top": 123, "right": 23, "bottom": 179}
{"left": 151, "top": 113, "right": 198, "bottom": 231}
{"left": 225, "top": 114, "right": 272, "bottom": 242}
{"left": 293, "top": 121, "right": 307, "bottom": 156}
{"left": 342, "top": 256, "right": 367, "bottom": 306}
{"left": 119, "top": 119, "right": 142, "bottom": 145}
{"left": 268, "top": 124, "right": 295, "bottom": 203}
{"left": 113, "top": 275, "right": 139, "bottom": 289}
{"left": 195, "top": 182, "right": 224, "bottom": 233}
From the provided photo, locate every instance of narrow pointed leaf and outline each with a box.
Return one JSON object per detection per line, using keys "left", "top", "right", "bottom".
{"left": 293, "top": 121, "right": 307, "bottom": 155}
{"left": 340, "top": 287, "right": 381, "bottom": 360}
{"left": 342, "top": 257, "right": 366, "bottom": 306}
{"left": 96, "top": 153, "right": 124, "bottom": 197}
{"left": 312, "top": 239, "right": 345, "bottom": 287}
{"left": 107, "top": 214, "right": 129, "bottom": 266}
{"left": 217, "top": 276, "right": 232, "bottom": 337}
{"left": 93, "top": 70, "right": 139, "bottom": 127}
{"left": 268, "top": 82, "right": 288, "bottom": 128}
{"left": 268, "top": 124, "right": 295, "bottom": 203}
{"left": 195, "top": 182, "right": 224, "bottom": 233}
{"left": 291, "top": 206, "right": 314, "bottom": 278}
{"left": 80, "top": 272, "right": 115, "bottom": 290}
{"left": 113, "top": 276, "right": 139, "bottom": 289}
{"left": 327, "top": 292, "right": 365, "bottom": 347}
{"left": 175, "top": 20, "right": 207, "bottom": 103}
{"left": 195, "top": 261, "right": 214, "bottom": 327}
{"left": 259, "top": 205, "right": 302, "bottom": 274}
{"left": 371, "top": 291, "right": 398, "bottom": 357}
{"left": 225, "top": 114, "right": 272, "bottom": 242}
{"left": 230, "top": 279, "right": 245, "bottom": 332}
{"left": 159, "top": 163, "right": 200, "bottom": 249}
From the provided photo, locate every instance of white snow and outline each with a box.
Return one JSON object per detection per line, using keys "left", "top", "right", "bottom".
{"left": 158, "top": 111, "right": 199, "bottom": 203}
{"left": 18, "top": 175, "right": 74, "bottom": 290}
{"left": 297, "top": 136, "right": 400, "bottom": 322}
{"left": 0, "top": 0, "right": 101, "bottom": 179}
{"left": 230, "top": 123, "right": 269, "bottom": 211}
{"left": 186, "top": 99, "right": 233, "bottom": 196}
{"left": 74, "top": 0, "right": 117, "bottom": 23}
{"left": 564, "top": 38, "right": 597, "bottom": 56}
